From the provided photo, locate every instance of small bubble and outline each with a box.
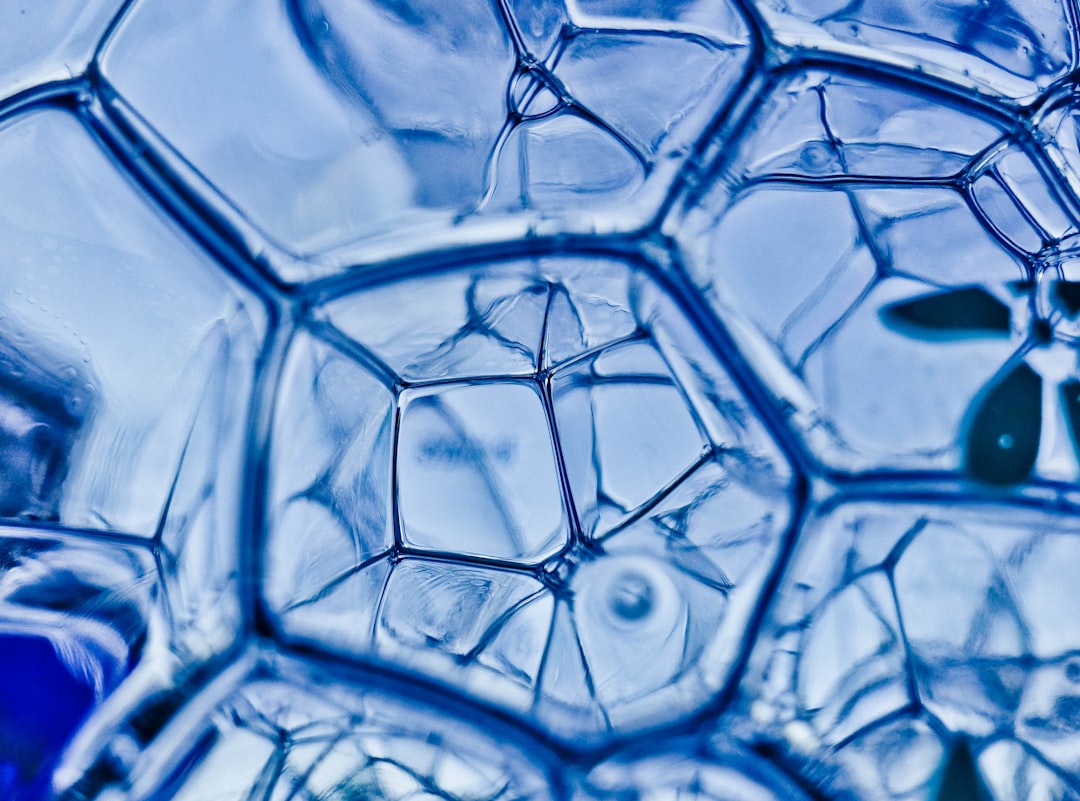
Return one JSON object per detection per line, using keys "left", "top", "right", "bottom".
{"left": 782, "top": 720, "right": 818, "bottom": 755}
{"left": 998, "top": 433, "right": 1015, "bottom": 450}
{"left": 750, "top": 700, "right": 777, "bottom": 725}
{"left": 108, "top": 733, "right": 141, "bottom": 770}
{"left": 801, "top": 142, "right": 832, "bottom": 169}
{"left": 606, "top": 570, "right": 654, "bottom": 622}
{"left": 508, "top": 68, "right": 561, "bottom": 120}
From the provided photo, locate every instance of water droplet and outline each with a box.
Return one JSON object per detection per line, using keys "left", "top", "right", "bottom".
{"left": 964, "top": 361, "right": 1041, "bottom": 485}
{"left": 606, "top": 570, "right": 655, "bottom": 622}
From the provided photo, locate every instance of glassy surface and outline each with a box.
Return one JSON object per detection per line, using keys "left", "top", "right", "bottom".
{"left": 0, "top": 1, "right": 1079, "bottom": 800}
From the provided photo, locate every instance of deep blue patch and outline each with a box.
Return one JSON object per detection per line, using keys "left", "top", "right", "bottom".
{"left": 0, "top": 634, "right": 97, "bottom": 801}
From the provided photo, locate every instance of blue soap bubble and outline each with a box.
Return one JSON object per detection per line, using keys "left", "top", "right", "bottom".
{"left": 0, "top": 1, "right": 1079, "bottom": 800}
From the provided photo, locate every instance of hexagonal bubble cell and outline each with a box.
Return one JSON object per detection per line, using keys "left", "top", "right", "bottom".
{"left": 675, "top": 66, "right": 1080, "bottom": 487}
{"left": 264, "top": 255, "right": 795, "bottom": 743}
{"left": 112, "top": 652, "right": 554, "bottom": 801}
{"left": 93, "top": 0, "right": 752, "bottom": 281}
{"left": 731, "top": 498, "right": 1080, "bottom": 801}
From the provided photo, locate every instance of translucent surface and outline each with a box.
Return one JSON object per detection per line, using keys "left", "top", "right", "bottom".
{"left": 734, "top": 501, "right": 1080, "bottom": 800}
{"left": 266, "top": 257, "right": 794, "bottom": 743}
{"left": 3, "top": 1, "right": 1080, "bottom": 801}
{"left": 142, "top": 654, "right": 553, "bottom": 801}
{"left": 95, "top": 0, "right": 751, "bottom": 280}
{"left": 0, "top": 0, "right": 123, "bottom": 103}
{"left": 749, "top": 0, "right": 1075, "bottom": 103}
{"left": 0, "top": 531, "right": 152, "bottom": 800}
{"left": 676, "top": 76, "right": 1080, "bottom": 485}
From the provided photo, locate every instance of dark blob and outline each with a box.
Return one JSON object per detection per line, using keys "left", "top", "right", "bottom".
{"left": 1029, "top": 317, "right": 1053, "bottom": 345}
{"left": 606, "top": 570, "right": 655, "bottom": 622}
{"left": 0, "top": 331, "right": 96, "bottom": 522}
{"left": 931, "top": 741, "right": 988, "bottom": 801}
{"left": 0, "top": 634, "right": 97, "bottom": 801}
{"left": 1052, "top": 279, "right": 1080, "bottom": 318}
{"left": 963, "top": 361, "right": 1041, "bottom": 486}
{"left": 1054, "top": 694, "right": 1080, "bottom": 729}
{"left": 1060, "top": 379, "right": 1080, "bottom": 462}
{"left": 880, "top": 287, "right": 1011, "bottom": 339}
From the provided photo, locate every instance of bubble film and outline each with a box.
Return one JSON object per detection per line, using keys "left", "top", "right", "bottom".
{"left": 3, "top": 2, "right": 1080, "bottom": 800}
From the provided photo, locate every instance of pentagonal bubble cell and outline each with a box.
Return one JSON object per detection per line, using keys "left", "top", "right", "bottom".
{"left": 266, "top": 255, "right": 795, "bottom": 743}
{"left": 0, "top": 108, "right": 264, "bottom": 533}
{"left": 0, "top": 531, "right": 155, "bottom": 801}
{"left": 735, "top": 498, "right": 1080, "bottom": 798}
{"left": 748, "top": 0, "right": 1073, "bottom": 103}
{"left": 676, "top": 85, "right": 1080, "bottom": 486}
{"left": 136, "top": 655, "right": 554, "bottom": 801}
{"left": 681, "top": 187, "right": 1014, "bottom": 477}
{"left": 0, "top": 108, "right": 264, "bottom": 669}
{"left": 96, "top": 0, "right": 752, "bottom": 281}
{"left": 397, "top": 380, "right": 568, "bottom": 564}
